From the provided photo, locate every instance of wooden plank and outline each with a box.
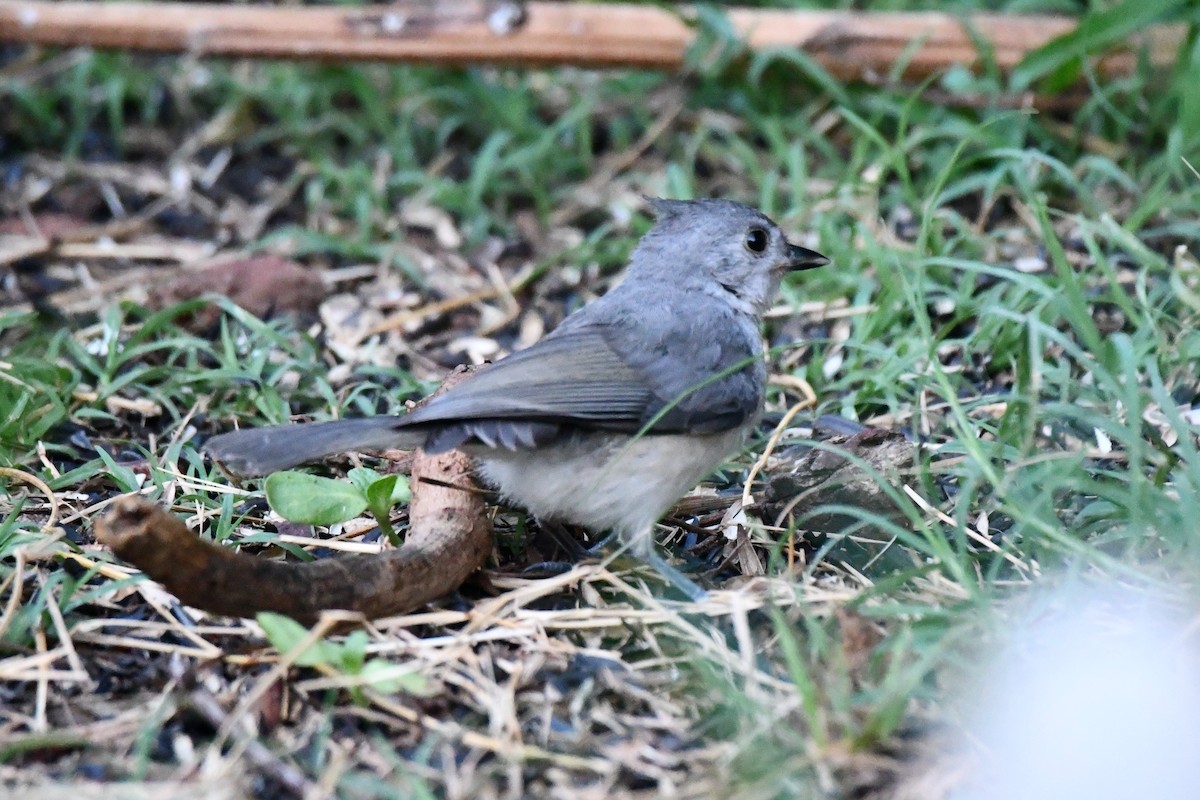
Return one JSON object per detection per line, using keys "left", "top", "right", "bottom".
{"left": 0, "top": 1, "right": 1185, "bottom": 79}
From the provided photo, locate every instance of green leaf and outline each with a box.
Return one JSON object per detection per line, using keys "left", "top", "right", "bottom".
{"left": 363, "top": 474, "right": 408, "bottom": 546}
{"left": 1175, "top": 33, "right": 1200, "bottom": 150}
{"left": 362, "top": 474, "right": 411, "bottom": 519}
{"left": 264, "top": 471, "right": 367, "bottom": 526}
{"left": 389, "top": 474, "right": 411, "bottom": 504}
{"left": 364, "top": 475, "right": 398, "bottom": 517}
{"left": 347, "top": 467, "right": 384, "bottom": 496}
{"left": 341, "top": 630, "right": 369, "bottom": 672}
{"left": 94, "top": 447, "right": 143, "bottom": 493}
{"left": 384, "top": 474, "right": 412, "bottom": 506}
{"left": 256, "top": 612, "right": 341, "bottom": 667}
{"left": 357, "top": 660, "right": 431, "bottom": 695}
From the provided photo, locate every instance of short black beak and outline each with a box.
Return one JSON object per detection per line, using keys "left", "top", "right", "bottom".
{"left": 786, "top": 243, "right": 830, "bottom": 271}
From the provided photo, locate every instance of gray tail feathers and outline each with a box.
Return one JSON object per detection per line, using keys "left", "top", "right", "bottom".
{"left": 204, "top": 417, "right": 425, "bottom": 476}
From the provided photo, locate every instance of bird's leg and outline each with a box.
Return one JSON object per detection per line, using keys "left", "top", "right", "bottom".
{"left": 622, "top": 528, "right": 708, "bottom": 602}
{"left": 534, "top": 519, "right": 591, "bottom": 561}
{"left": 529, "top": 522, "right": 709, "bottom": 601}
{"left": 522, "top": 519, "right": 594, "bottom": 576}
{"left": 584, "top": 529, "right": 619, "bottom": 556}
{"left": 641, "top": 549, "right": 708, "bottom": 602}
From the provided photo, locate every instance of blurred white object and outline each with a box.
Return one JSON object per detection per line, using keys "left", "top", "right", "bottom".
{"left": 959, "top": 587, "right": 1200, "bottom": 800}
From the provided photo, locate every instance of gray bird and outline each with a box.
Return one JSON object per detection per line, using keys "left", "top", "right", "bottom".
{"left": 205, "top": 198, "right": 828, "bottom": 597}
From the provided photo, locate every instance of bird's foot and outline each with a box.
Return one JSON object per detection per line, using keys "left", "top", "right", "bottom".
{"left": 631, "top": 549, "right": 709, "bottom": 602}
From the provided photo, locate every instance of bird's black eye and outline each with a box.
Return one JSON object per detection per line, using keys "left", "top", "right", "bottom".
{"left": 745, "top": 227, "right": 769, "bottom": 254}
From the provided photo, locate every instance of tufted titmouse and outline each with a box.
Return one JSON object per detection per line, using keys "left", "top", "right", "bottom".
{"left": 206, "top": 198, "right": 828, "bottom": 597}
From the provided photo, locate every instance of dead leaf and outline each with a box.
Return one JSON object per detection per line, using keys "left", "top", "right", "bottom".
{"left": 147, "top": 254, "right": 325, "bottom": 331}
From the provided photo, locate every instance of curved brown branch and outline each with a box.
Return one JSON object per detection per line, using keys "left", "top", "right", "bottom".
{"left": 94, "top": 369, "right": 491, "bottom": 624}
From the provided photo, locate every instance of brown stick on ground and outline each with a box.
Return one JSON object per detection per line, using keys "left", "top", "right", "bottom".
{"left": 94, "top": 369, "right": 491, "bottom": 624}
{"left": 0, "top": 1, "right": 1184, "bottom": 81}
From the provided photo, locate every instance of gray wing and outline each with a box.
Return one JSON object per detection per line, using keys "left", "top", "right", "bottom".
{"left": 404, "top": 300, "right": 763, "bottom": 452}
{"left": 404, "top": 330, "right": 653, "bottom": 425}
{"left": 583, "top": 290, "right": 766, "bottom": 436}
{"left": 400, "top": 329, "right": 656, "bottom": 452}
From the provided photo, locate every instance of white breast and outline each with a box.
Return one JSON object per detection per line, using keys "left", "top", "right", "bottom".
{"left": 474, "top": 427, "right": 748, "bottom": 555}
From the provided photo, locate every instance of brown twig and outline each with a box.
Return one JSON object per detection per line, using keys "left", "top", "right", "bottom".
{"left": 0, "top": 2, "right": 1184, "bottom": 81}
{"left": 93, "top": 368, "right": 492, "bottom": 624}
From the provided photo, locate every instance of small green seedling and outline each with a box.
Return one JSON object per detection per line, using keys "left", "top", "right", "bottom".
{"left": 264, "top": 467, "right": 411, "bottom": 546}
{"left": 256, "top": 612, "right": 429, "bottom": 700}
